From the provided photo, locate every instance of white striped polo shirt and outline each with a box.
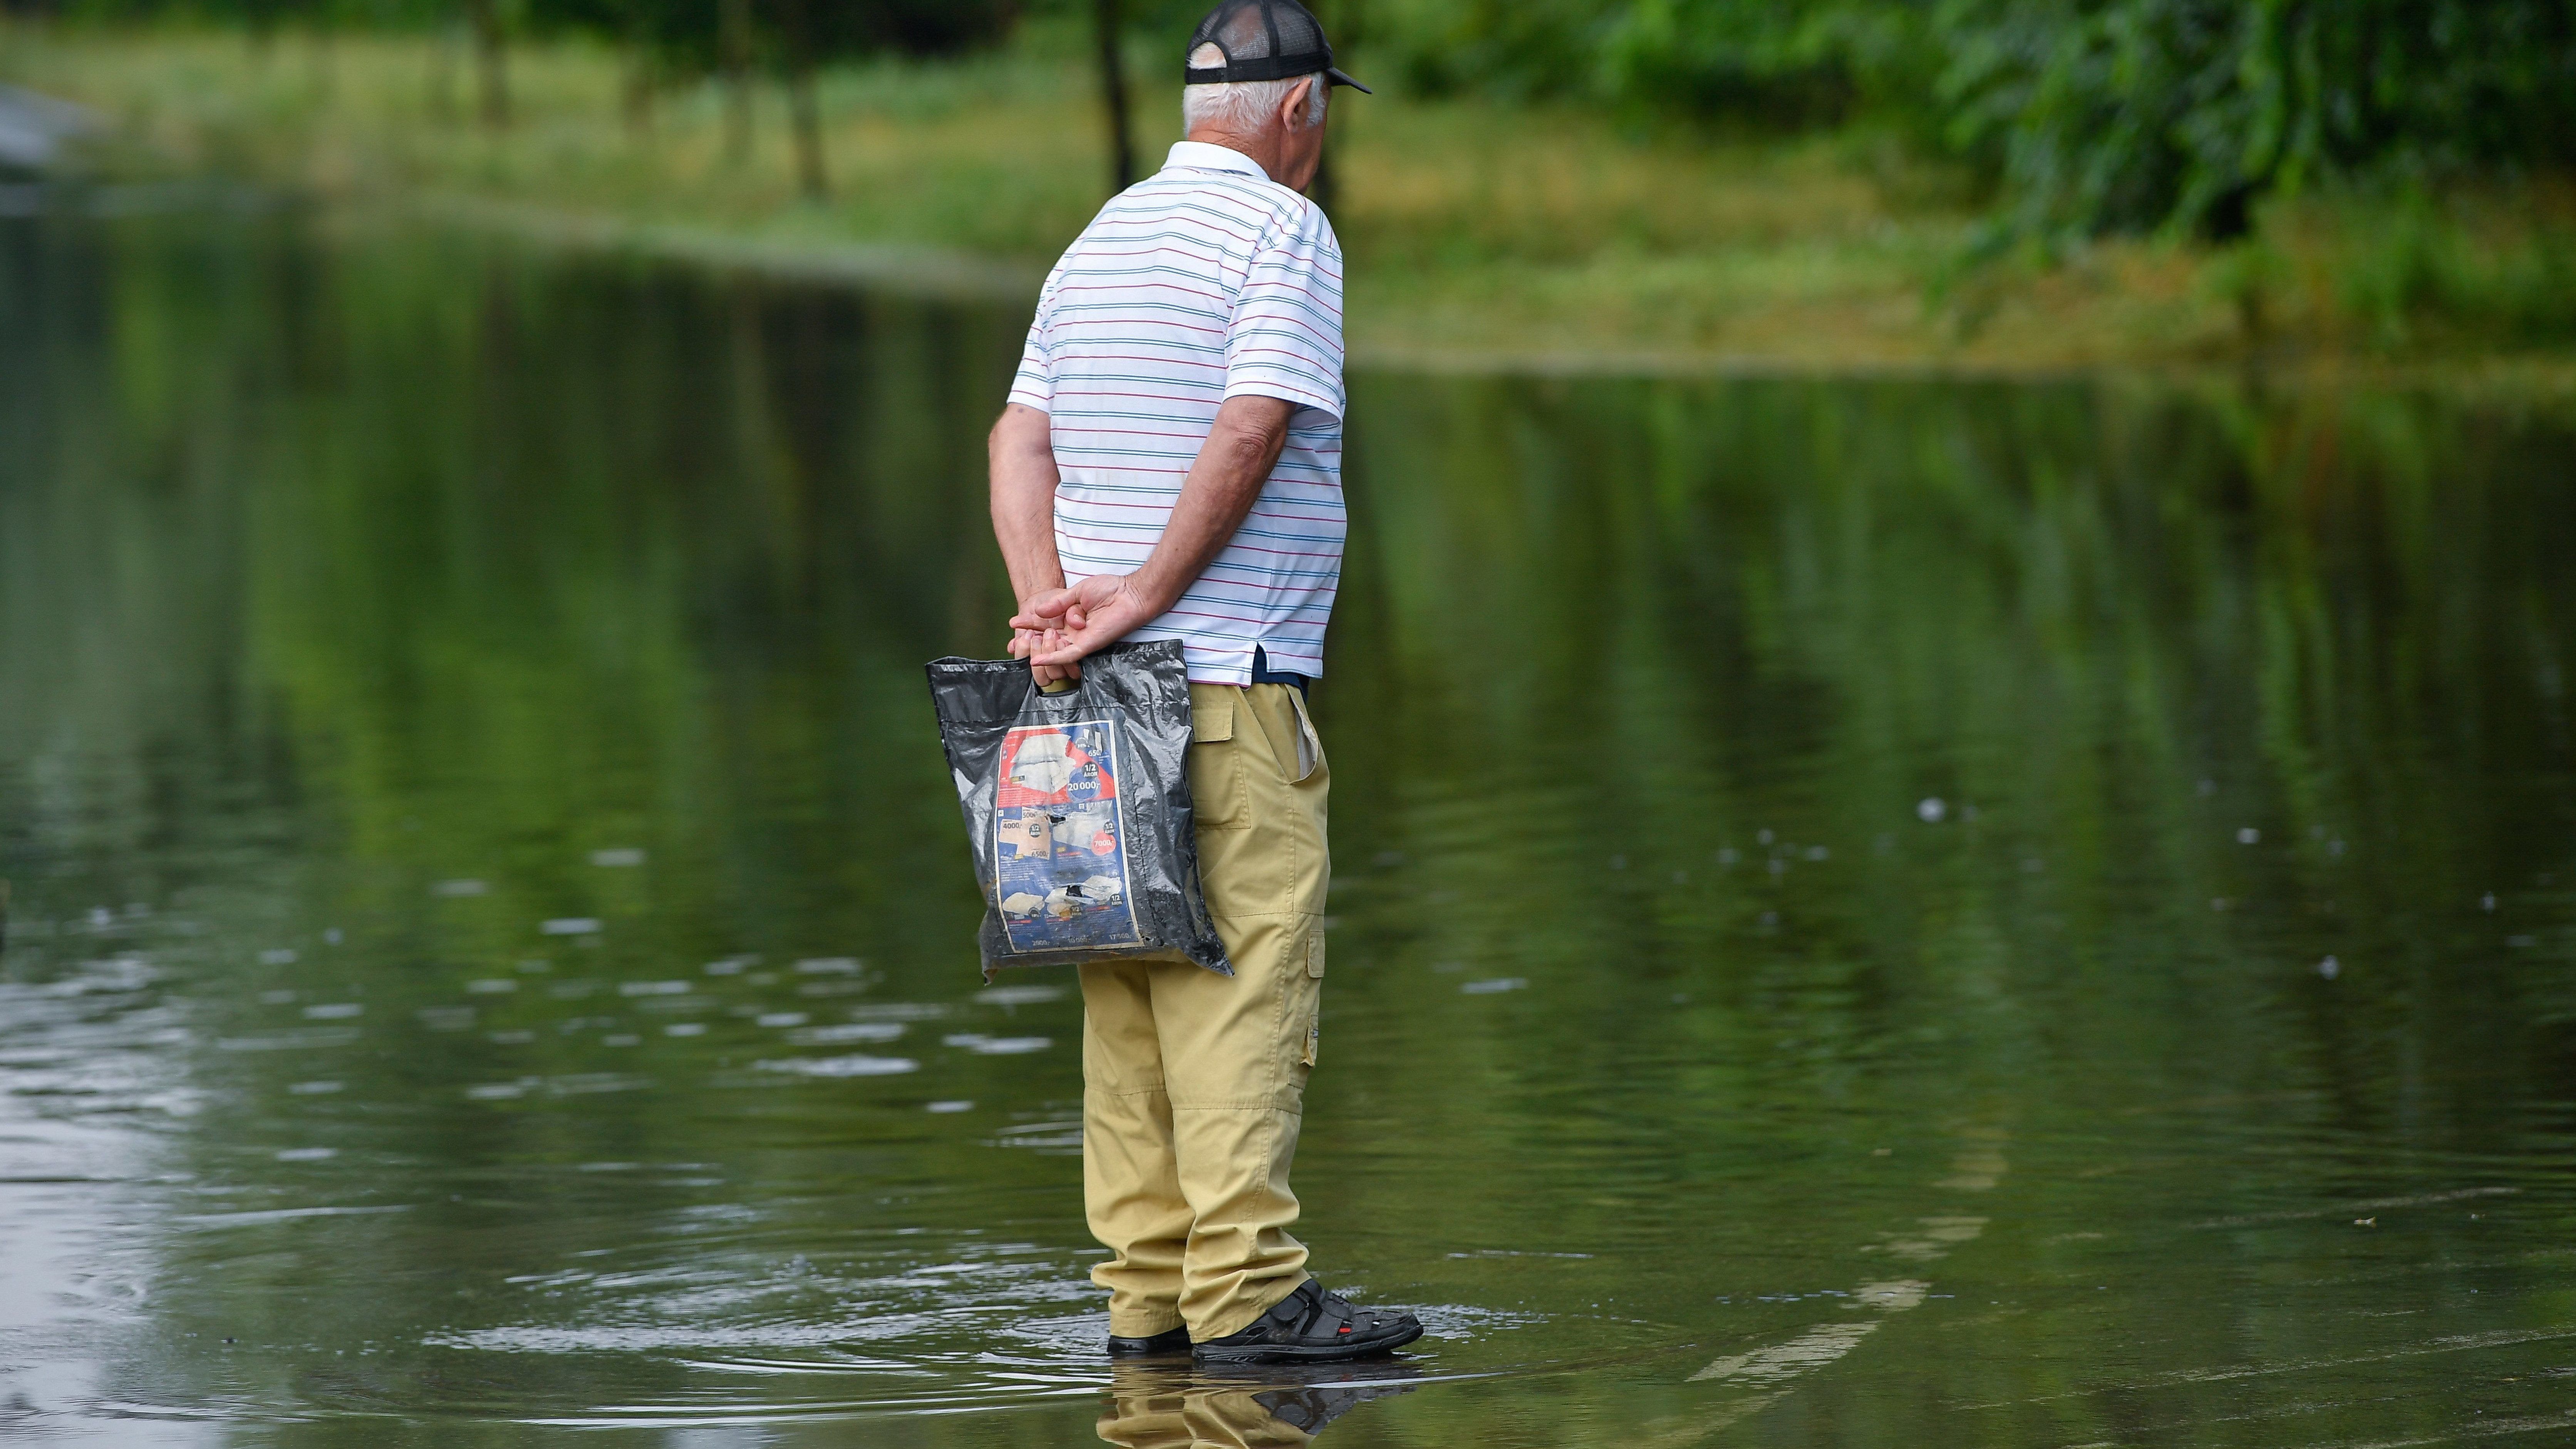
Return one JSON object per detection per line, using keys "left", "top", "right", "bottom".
{"left": 1007, "top": 139, "right": 1346, "bottom": 686}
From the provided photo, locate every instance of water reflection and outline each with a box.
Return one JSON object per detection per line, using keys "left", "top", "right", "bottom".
{"left": 1097, "top": 1360, "right": 1424, "bottom": 1446}
{"left": 1, "top": 206, "right": 2574, "bottom": 1444}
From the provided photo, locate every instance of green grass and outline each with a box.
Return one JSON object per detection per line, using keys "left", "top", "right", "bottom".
{"left": 7, "top": 20, "right": 2574, "bottom": 379}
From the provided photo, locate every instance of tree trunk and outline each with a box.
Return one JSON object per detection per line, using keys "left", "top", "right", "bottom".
{"left": 719, "top": 0, "right": 754, "bottom": 164}
{"left": 307, "top": 25, "right": 337, "bottom": 106}
{"left": 621, "top": 21, "right": 656, "bottom": 137}
{"left": 427, "top": 26, "right": 458, "bottom": 122}
{"left": 622, "top": 54, "right": 656, "bottom": 136}
{"left": 246, "top": 0, "right": 277, "bottom": 63}
{"left": 1093, "top": 0, "right": 1133, "bottom": 194}
{"left": 464, "top": 0, "right": 508, "bottom": 128}
{"left": 779, "top": 0, "right": 824, "bottom": 197}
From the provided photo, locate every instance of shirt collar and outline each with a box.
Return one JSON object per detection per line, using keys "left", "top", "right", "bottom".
{"left": 1163, "top": 141, "right": 1273, "bottom": 182}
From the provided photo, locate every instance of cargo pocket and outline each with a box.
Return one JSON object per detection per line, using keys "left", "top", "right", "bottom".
{"left": 1301, "top": 933, "right": 1323, "bottom": 1066}
{"left": 1187, "top": 688, "right": 1249, "bottom": 830}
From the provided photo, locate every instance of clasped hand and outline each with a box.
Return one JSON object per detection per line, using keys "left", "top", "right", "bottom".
{"left": 1008, "top": 572, "right": 1166, "bottom": 686}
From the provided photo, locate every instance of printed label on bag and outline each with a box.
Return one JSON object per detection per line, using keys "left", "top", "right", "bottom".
{"left": 993, "top": 719, "right": 1143, "bottom": 953}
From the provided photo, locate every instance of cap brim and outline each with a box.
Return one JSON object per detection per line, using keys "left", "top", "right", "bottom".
{"left": 1324, "top": 67, "right": 1372, "bottom": 94}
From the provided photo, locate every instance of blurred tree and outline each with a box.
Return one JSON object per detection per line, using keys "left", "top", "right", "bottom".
{"left": 1361, "top": 0, "right": 2576, "bottom": 239}
{"left": 42, "top": 0, "right": 2571, "bottom": 247}
{"left": 719, "top": 0, "right": 756, "bottom": 158}
{"left": 1363, "top": 0, "right": 1612, "bottom": 100}
{"left": 620, "top": 10, "right": 658, "bottom": 134}
{"left": 1937, "top": 0, "right": 2576, "bottom": 241}
{"left": 518, "top": 0, "right": 675, "bottom": 131}
{"left": 1095, "top": 0, "right": 1135, "bottom": 193}
{"left": 462, "top": 0, "right": 506, "bottom": 125}
{"left": 1598, "top": 0, "right": 1933, "bottom": 129}
{"left": 776, "top": 0, "right": 821, "bottom": 194}
{"left": 773, "top": 0, "right": 1021, "bottom": 193}
{"left": 509, "top": 0, "right": 1020, "bottom": 183}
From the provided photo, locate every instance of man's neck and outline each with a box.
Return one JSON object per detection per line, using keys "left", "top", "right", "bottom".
{"left": 1183, "top": 128, "right": 1281, "bottom": 183}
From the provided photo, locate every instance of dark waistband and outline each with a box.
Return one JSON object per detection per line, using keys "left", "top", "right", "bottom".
{"left": 1249, "top": 646, "right": 1309, "bottom": 694}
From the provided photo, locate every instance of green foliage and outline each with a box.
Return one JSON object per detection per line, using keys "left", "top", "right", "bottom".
{"left": 516, "top": 0, "right": 1020, "bottom": 69}
{"left": 1358, "top": 0, "right": 2576, "bottom": 239}
{"left": 42, "top": 0, "right": 454, "bottom": 27}
{"left": 1936, "top": 0, "right": 2576, "bottom": 241}
{"left": 1601, "top": 1, "right": 1876, "bottom": 125}
{"left": 19, "top": 0, "right": 2576, "bottom": 255}
{"left": 38, "top": 0, "right": 1022, "bottom": 67}
{"left": 1355, "top": 0, "right": 1929, "bottom": 127}
{"left": 2302, "top": 183, "right": 2576, "bottom": 348}
{"left": 1358, "top": 0, "right": 1612, "bottom": 100}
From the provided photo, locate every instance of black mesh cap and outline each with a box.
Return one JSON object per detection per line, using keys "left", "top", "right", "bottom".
{"left": 1184, "top": 0, "right": 1372, "bottom": 93}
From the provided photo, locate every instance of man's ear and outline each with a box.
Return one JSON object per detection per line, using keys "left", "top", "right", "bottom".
{"left": 1278, "top": 76, "right": 1314, "bottom": 131}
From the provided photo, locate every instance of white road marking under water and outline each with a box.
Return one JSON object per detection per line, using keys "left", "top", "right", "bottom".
{"left": 1681, "top": 1128, "right": 2004, "bottom": 1434}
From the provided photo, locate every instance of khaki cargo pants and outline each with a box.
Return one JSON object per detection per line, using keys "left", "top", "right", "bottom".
{"left": 1081, "top": 681, "right": 1327, "bottom": 1342}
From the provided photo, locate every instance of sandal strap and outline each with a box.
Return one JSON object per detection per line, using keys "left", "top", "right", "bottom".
{"left": 1271, "top": 1280, "right": 1374, "bottom": 1338}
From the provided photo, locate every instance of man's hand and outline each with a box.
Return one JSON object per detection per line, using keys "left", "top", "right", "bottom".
{"left": 1007, "top": 621, "right": 1081, "bottom": 687}
{"left": 1013, "top": 574, "right": 1172, "bottom": 669}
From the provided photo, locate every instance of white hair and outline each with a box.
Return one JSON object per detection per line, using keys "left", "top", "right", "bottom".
{"left": 1182, "top": 43, "right": 1327, "bottom": 133}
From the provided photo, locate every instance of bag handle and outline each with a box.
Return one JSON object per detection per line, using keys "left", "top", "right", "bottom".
{"left": 1028, "top": 661, "right": 1087, "bottom": 705}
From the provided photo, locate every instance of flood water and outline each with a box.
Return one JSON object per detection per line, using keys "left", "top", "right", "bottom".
{"left": 5, "top": 201, "right": 2576, "bottom": 1447}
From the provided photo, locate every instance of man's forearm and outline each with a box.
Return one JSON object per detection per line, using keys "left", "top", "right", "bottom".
{"left": 1014, "top": 394, "right": 1294, "bottom": 668}
{"left": 989, "top": 403, "right": 1066, "bottom": 600}
{"left": 1128, "top": 396, "right": 1293, "bottom": 612}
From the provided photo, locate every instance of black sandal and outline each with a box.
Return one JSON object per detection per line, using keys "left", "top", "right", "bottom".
{"left": 1192, "top": 1280, "right": 1423, "bottom": 1364}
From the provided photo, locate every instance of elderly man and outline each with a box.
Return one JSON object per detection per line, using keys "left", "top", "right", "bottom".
{"left": 986, "top": 0, "right": 1422, "bottom": 1366}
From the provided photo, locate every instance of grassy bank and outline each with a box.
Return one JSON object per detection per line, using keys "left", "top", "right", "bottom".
{"left": 7, "top": 21, "right": 2575, "bottom": 378}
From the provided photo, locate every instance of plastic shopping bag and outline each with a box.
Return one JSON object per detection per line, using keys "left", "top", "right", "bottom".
{"left": 925, "top": 639, "right": 1231, "bottom": 979}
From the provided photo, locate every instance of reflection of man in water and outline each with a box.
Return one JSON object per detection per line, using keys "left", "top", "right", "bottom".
{"left": 1095, "top": 1360, "right": 1418, "bottom": 1447}
{"left": 986, "top": 0, "right": 1421, "bottom": 1367}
